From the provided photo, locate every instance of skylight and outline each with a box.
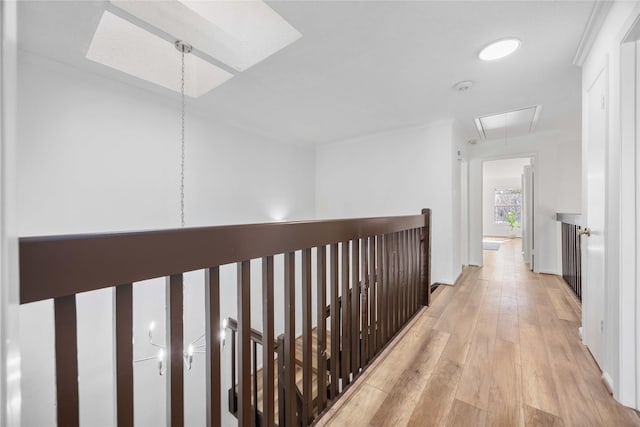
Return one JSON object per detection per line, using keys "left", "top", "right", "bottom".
{"left": 110, "top": 0, "right": 302, "bottom": 72}
{"left": 474, "top": 105, "right": 542, "bottom": 139}
{"left": 86, "top": 11, "right": 234, "bottom": 98}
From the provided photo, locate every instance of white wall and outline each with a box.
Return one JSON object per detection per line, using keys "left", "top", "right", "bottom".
{"left": 467, "top": 131, "right": 581, "bottom": 273}
{"left": 17, "top": 51, "right": 316, "bottom": 427}
{"left": 581, "top": 0, "right": 640, "bottom": 408}
{"left": 315, "top": 120, "right": 463, "bottom": 285}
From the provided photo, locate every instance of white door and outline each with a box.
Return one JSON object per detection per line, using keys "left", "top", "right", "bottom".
{"left": 584, "top": 67, "right": 607, "bottom": 367}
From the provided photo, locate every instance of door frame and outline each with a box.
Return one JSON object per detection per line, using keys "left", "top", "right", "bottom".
{"left": 467, "top": 153, "right": 537, "bottom": 268}
{"left": 1, "top": 1, "right": 20, "bottom": 425}
{"left": 619, "top": 14, "right": 640, "bottom": 409}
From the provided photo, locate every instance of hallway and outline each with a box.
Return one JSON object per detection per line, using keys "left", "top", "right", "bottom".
{"left": 318, "top": 239, "right": 640, "bottom": 426}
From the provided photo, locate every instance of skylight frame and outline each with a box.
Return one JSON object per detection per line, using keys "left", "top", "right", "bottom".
{"left": 109, "top": 0, "right": 302, "bottom": 72}
{"left": 474, "top": 105, "right": 543, "bottom": 140}
{"left": 86, "top": 10, "right": 235, "bottom": 98}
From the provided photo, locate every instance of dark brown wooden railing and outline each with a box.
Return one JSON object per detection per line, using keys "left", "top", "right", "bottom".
{"left": 19, "top": 209, "right": 432, "bottom": 427}
{"left": 558, "top": 214, "right": 582, "bottom": 301}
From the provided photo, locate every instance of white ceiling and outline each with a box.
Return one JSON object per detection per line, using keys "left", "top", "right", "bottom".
{"left": 17, "top": 1, "right": 594, "bottom": 145}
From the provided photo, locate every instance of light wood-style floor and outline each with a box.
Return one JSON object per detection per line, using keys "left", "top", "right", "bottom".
{"left": 318, "top": 239, "right": 640, "bottom": 426}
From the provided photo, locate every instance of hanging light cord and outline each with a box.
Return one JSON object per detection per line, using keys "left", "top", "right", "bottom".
{"left": 176, "top": 40, "right": 191, "bottom": 227}
{"left": 180, "top": 48, "right": 186, "bottom": 227}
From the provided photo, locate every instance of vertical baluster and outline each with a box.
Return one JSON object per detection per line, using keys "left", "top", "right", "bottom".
{"left": 397, "top": 232, "right": 402, "bottom": 329}
{"left": 237, "top": 262, "right": 251, "bottom": 426}
{"left": 351, "top": 239, "right": 360, "bottom": 375}
{"left": 369, "top": 236, "right": 377, "bottom": 357}
{"left": 413, "top": 228, "right": 420, "bottom": 311}
{"left": 400, "top": 232, "right": 405, "bottom": 327}
{"left": 205, "top": 268, "right": 221, "bottom": 427}
{"left": 262, "top": 257, "right": 275, "bottom": 427}
{"left": 302, "top": 248, "right": 312, "bottom": 425}
{"left": 416, "top": 228, "right": 421, "bottom": 309}
{"left": 167, "top": 274, "right": 184, "bottom": 427}
{"left": 396, "top": 231, "right": 404, "bottom": 332}
{"left": 409, "top": 230, "right": 413, "bottom": 317}
{"left": 408, "top": 230, "right": 414, "bottom": 316}
{"left": 277, "top": 335, "right": 285, "bottom": 427}
{"left": 391, "top": 233, "right": 398, "bottom": 335}
{"left": 253, "top": 341, "right": 258, "bottom": 426}
{"left": 406, "top": 230, "right": 411, "bottom": 319}
{"left": 341, "top": 241, "right": 351, "bottom": 388}
{"left": 230, "top": 331, "right": 236, "bottom": 414}
{"left": 399, "top": 232, "right": 404, "bottom": 326}
{"left": 422, "top": 208, "right": 432, "bottom": 306}
{"left": 115, "top": 284, "right": 134, "bottom": 427}
{"left": 316, "top": 246, "right": 327, "bottom": 412}
{"left": 329, "top": 244, "right": 339, "bottom": 399}
{"left": 284, "top": 252, "right": 296, "bottom": 427}
{"left": 398, "top": 232, "right": 403, "bottom": 329}
{"left": 405, "top": 231, "right": 411, "bottom": 319}
{"left": 54, "top": 295, "right": 79, "bottom": 427}
{"left": 361, "top": 238, "right": 369, "bottom": 366}
{"left": 379, "top": 234, "right": 387, "bottom": 345}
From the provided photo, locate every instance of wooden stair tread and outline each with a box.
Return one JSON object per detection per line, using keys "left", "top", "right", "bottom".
{"left": 233, "top": 328, "right": 332, "bottom": 424}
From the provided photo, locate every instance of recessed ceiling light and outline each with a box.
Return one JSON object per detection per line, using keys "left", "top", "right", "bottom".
{"left": 86, "top": 11, "right": 234, "bottom": 97}
{"left": 478, "top": 38, "right": 521, "bottom": 61}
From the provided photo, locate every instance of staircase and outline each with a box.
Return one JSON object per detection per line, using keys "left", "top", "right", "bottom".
{"left": 228, "top": 326, "right": 332, "bottom": 426}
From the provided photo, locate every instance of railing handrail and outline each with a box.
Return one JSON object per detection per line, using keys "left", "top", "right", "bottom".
{"left": 19, "top": 214, "right": 426, "bottom": 304}
{"left": 225, "top": 317, "right": 278, "bottom": 348}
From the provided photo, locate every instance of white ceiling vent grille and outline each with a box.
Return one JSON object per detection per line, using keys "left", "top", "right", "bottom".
{"left": 474, "top": 105, "right": 542, "bottom": 140}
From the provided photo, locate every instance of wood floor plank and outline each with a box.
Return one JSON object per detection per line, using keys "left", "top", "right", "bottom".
{"left": 546, "top": 287, "right": 579, "bottom": 322}
{"left": 455, "top": 310, "right": 499, "bottom": 410}
{"left": 324, "top": 383, "right": 388, "bottom": 426}
{"left": 523, "top": 404, "right": 564, "bottom": 426}
{"left": 591, "top": 397, "right": 640, "bottom": 426}
{"left": 364, "top": 315, "right": 435, "bottom": 393}
{"left": 426, "top": 284, "right": 457, "bottom": 319}
{"left": 519, "top": 321, "right": 561, "bottom": 416}
{"left": 407, "top": 357, "right": 463, "bottom": 427}
{"left": 370, "top": 329, "right": 449, "bottom": 427}
{"left": 437, "top": 279, "right": 489, "bottom": 364}
{"left": 551, "top": 359, "right": 605, "bottom": 426}
{"left": 515, "top": 282, "right": 539, "bottom": 325}
{"left": 446, "top": 399, "right": 487, "bottom": 427}
{"left": 496, "top": 312, "right": 519, "bottom": 344}
{"left": 432, "top": 284, "right": 475, "bottom": 333}
{"left": 485, "top": 339, "right": 524, "bottom": 427}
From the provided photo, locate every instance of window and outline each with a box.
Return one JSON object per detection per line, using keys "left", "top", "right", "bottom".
{"left": 494, "top": 188, "right": 521, "bottom": 223}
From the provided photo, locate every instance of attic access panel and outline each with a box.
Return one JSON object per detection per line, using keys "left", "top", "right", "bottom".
{"left": 474, "top": 105, "right": 542, "bottom": 140}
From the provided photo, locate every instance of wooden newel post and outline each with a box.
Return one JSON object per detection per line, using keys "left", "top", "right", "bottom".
{"left": 421, "top": 208, "right": 432, "bottom": 306}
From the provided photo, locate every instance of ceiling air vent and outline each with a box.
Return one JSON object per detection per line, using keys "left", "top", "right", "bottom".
{"left": 474, "top": 105, "right": 542, "bottom": 140}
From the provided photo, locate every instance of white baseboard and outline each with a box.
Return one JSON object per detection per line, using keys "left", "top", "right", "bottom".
{"left": 602, "top": 371, "right": 614, "bottom": 395}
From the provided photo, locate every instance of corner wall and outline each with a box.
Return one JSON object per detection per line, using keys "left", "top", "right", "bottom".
{"left": 315, "top": 120, "right": 464, "bottom": 285}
